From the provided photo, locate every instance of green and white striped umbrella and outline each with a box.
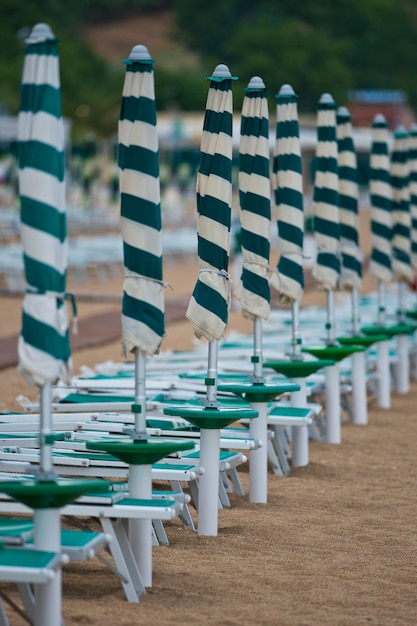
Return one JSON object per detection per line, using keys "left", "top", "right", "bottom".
{"left": 336, "top": 106, "right": 362, "bottom": 291}
{"left": 409, "top": 124, "right": 417, "bottom": 272}
{"left": 312, "top": 93, "right": 340, "bottom": 292}
{"left": 234, "top": 76, "right": 271, "bottom": 321}
{"left": 273, "top": 84, "right": 304, "bottom": 304}
{"left": 186, "top": 64, "right": 237, "bottom": 341}
{"left": 390, "top": 125, "right": 413, "bottom": 284}
{"left": 119, "top": 45, "right": 164, "bottom": 359}
{"left": 369, "top": 114, "right": 393, "bottom": 286}
{"left": 18, "top": 23, "right": 71, "bottom": 389}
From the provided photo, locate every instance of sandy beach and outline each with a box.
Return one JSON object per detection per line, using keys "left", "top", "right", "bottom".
{"left": 0, "top": 207, "right": 416, "bottom": 625}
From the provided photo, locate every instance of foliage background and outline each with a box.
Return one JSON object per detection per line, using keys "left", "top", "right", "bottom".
{"left": 1, "top": 0, "right": 417, "bottom": 138}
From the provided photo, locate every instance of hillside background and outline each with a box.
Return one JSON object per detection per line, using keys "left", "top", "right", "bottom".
{"left": 1, "top": 0, "right": 417, "bottom": 140}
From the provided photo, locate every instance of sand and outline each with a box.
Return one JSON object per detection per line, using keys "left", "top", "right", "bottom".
{"left": 0, "top": 208, "right": 416, "bottom": 625}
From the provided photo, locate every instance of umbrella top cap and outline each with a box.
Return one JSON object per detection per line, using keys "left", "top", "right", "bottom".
{"left": 319, "top": 93, "right": 335, "bottom": 104}
{"left": 207, "top": 64, "right": 238, "bottom": 82}
{"left": 279, "top": 84, "right": 295, "bottom": 96}
{"left": 25, "top": 22, "right": 56, "bottom": 43}
{"left": 337, "top": 106, "right": 350, "bottom": 118}
{"left": 394, "top": 124, "right": 408, "bottom": 137}
{"left": 372, "top": 113, "right": 387, "bottom": 126}
{"left": 410, "top": 123, "right": 417, "bottom": 134}
{"left": 247, "top": 76, "right": 265, "bottom": 90}
{"left": 129, "top": 44, "right": 151, "bottom": 60}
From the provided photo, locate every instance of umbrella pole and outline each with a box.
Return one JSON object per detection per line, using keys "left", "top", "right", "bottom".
{"left": 376, "top": 280, "right": 391, "bottom": 407}
{"left": 290, "top": 378, "right": 309, "bottom": 466}
{"left": 351, "top": 287, "right": 360, "bottom": 335}
{"left": 197, "top": 339, "right": 221, "bottom": 535}
{"left": 326, "top": 290, "right": 336, "bottom": 344}
{"left": 252, "top": 316, "right": 264, "bottom": 381}
{"left": 39, "top": 381, "right": 55, "bottom": 479}
{"left": 290, "top": 301, "right": 303, "bottom": 359}
{"left": 34, "top": 507, "right": 61, "bottom": 626}
{"left": 134, "top": 348, "right": 147, "bottom": 435}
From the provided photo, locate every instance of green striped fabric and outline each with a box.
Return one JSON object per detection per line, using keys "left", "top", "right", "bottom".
{"left": 409, "top": 124, "right": 417, "bottom": 271}
{"left": 273, "top": 84, "right": 304, "bottom": 303}
{"left": 312, "top": 93, "right": 340, "bottom": 291}
{"left": 118, "top": 45, "right": 165, "bottom": 356}
{"left": 186, "top": 64, "right": 237, "bottom": 340}
{"left": 336, "top": 106, "right": 362, "bottom": 291}
{"left": 369, "top": 114, "right": 393, "bottom": 284}
{"left": 17, "top": 23, "right": 72, "bottom": 386}
{"left": 234, "top": 76, "right": 271, "bottom": 320}
{"left": 390, "top": 125, "right": 413, "bottom": 283}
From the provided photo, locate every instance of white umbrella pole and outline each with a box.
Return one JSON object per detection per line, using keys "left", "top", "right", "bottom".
{"left": 34, "top": 508, "right": 61, "bottom": 626}
{"left": 134, "top": 348, "right": 147, "bottom": 434}
{"left": 325, "top": 363, "right": 341, "bottom": 444}
{"left": 351, "top": 351, "right": 368, "bottom": 425}
{"left": 396, "top": 333, "right": 410, "bottom": 394}
{"left": 253, "top": 317, "right": 263, "bottom": 380}
{"left": 129, "top": 463, "right": 153, "bottom": 586}
{"left": 198, "top": 427, "right": 220, "bottom": 536}
{"left": 249, "top": 401, "right": 268, "bottom": 503}
{"left": 351, "top": 287, "right": 360, "bottom": 335}
{"left": 290, "top": 378, "right": 309, "bottom": 466}
{"left": 39, "top": 381, "right": 54, "bottom": 478}
{"left": 326, "top": 290, "right": 336, "bottom": 344}
{"left": 291, "top": 301, "right": 302, "bottom": 358}
{"left": 206, "top": 340, "right": 219, "bottom": 405}
{"left": 377, "top": 339, "right": 391, "bottom": 408}
{"left": 378, "top": 281, "right": 386, "bottom": 325}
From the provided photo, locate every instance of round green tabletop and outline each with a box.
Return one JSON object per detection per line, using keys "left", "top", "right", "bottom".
{"left": 86, "top": 438, "right": 195, "bottom": 465}
{"left": 337, "top": 334, "right": 389, "bottom": 348}
{"left": 405, "top": 310, "right": 417, "bottom": 320}
{"left": 0, "top": 478, "right": 110, "bottom": 509}
{"left": 302, "top": 344, "right": 365, "bottom": 362}
{"left": 263, "top": 359, "right": 335, "bottom": 378}
{"left": 216, "top": 381, "right": 300, "bottom": 403}
{"left": 361, "top": 323, "right": 417, "bottom": 338}
{"left": 163, "top": 406, "right": 259, "bottom": 430}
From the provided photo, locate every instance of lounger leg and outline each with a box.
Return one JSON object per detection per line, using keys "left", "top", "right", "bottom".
{"left": 100, "top": 517, "right": 144, "bottom": 601}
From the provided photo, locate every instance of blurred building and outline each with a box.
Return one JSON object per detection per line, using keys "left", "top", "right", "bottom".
{"left": 347, "top": 89, "right": 416, "bottom": 129}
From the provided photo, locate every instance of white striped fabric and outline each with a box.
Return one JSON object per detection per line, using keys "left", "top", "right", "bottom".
{"left": 118, "top": 45, "right": 165, "bottom": 356}
{"left": 390, "top": 125, "right": 413, "bottom": 283}
{"left": 273, "top": 84, "right": 304, "bottom": 303}
{"left": 186, "top": 64, "right": 237, "bottom": 341}
{"left": 409, "top": 124, "right": 417, "bottom": 271}
{"left": 17, "top": 23, "right": 72, "bottom": 386}
{"left": 312, "top": 93, "right": 340, "bottom": 291}
{"left": 234, "top": 76, "right": 271, "bottom": 321}
{"left": 336, "top": 106, "right": 362, "bottom": 291}
{"left": 369, "top": 114, "right": 393, "bottom": 284}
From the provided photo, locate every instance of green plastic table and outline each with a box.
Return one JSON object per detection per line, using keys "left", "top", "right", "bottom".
{"left": 86, "top": 438, "right": 195, "bottom": 465}
{"left": 361, "top": 323, "right": 417, "bottom": 339}
{"left": 337, "top": 334, "right": 389, "bottom": 348}
{"left": 0, "top": 479, "right": 109, "bottom": 510}
{"left": 263, "top": 359, "right": 335, "bottom": 378}
{"left": 302, "top": 344, "right": 365, "bottom": 362}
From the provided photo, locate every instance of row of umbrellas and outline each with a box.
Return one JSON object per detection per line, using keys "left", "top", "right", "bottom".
{"left": 10, "top": 20, "right": 417, "bottom": 624}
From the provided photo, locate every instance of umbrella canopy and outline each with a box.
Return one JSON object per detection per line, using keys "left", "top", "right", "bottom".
{"left": 17, "top": 23, "right": 71, "bottom": 388}
{"left": 369, "top": 114, "right": 393, "bottom": 286}
{"left": 390, "top": 125, "right": 413, "bottom": 284}
{"left": 118, "top": 45, "right": 165, "bottom": 358}
{"left": 409, "top": 124, "right": 417, "bottom": 273}
{"left": 336, "top": 106, "right": 362, "bottom": 291}
{"left": 186, "top": 64, "right": 237, "bottom": 341}
{"left": 234, "top": 76, "right": 271, "bottom": 321}
{"left": 273, "top": 84, "right": 304, "bottom": 304}
{"left": 311, "top": 93, "right": 340, "bottom": 291}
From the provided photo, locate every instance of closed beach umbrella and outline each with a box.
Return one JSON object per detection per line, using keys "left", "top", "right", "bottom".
{"left": 390, "top": 125, "right": 413, "bottom": 293}
{"left": 18, "top": 23, "right": 71, "bottom": 475}
{"left": 234, "top": 75, "right": 271, "bottom": 381}
{"left": 118, "top": 44, "right": 164, "bottom": 432}
{"left": 186, "top": 64, "right": 236, "bottom": 346}
{"left": 409, "top": 124, "right": 417, "bottom": 275}
{"left": 17, "top": 22, "right": 71, "bottom": 626}
{"left": 369, "top": 114, "right": 393, "bottom": 323}
{"left": 273, "top": 83, "right": 304, "bottom": 357}
{"left": 312, "top": 93, "right": 340, "bottom": 343}
{"left": 336, "top": 106, "right": 362, "bottom": 333}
